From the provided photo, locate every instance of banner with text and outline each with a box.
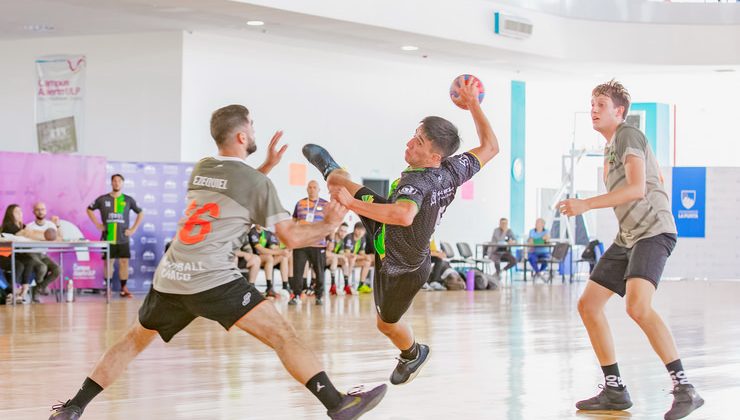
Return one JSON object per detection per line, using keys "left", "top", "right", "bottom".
{"left": 671, "top": 167, "right": 706, "bottom": 238}
{"left": 0, "top": 151, "right": 107, "bottom": 289}
{"left": 105, "top": 161, "right": 193, "bottom": 291}
{"left": 35, "top": 55, "right": 86, "bottom": 153}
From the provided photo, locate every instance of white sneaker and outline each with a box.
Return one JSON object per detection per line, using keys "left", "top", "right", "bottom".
{"left": 430, "top": 282, "right": 446, "bottom": 291}
{"left": 422, "top": 283, "right": 431, "bottom": 290}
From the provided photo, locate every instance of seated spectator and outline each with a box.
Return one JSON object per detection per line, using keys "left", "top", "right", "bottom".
{"left": 344, "top": 222, "right": 372, "bottom": 293}
{"left": 235, "top": 242, "right": 262, "bottom": 286}
{"left": 527, "top": 218, "right": 551, "bottom": 279}
{"left": 248, "top": 225, "right": 289, "bottom": 297}
{"left": 326, "top": 223, "right": 350, "bottom": 295}
{"left": 0, "top": 204, "right": 48, "bottom": 303}
{"left": 426, "top": 238, "right": 448, "bottom": 290}
{"left": 0, "top": 252, "right": 25, "bottom": 304}
{"left": 487, "top": 217, "right": 518, "bottom": 276}
{"left": 24, "top": 202, "right": 62, "bottom": 297}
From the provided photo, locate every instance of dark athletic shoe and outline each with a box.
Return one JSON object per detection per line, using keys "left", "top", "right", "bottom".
{"left": 264, "top": 288, "right": 278, "bottom": 298}
{"left": 389, "top": 343, "right": 431, "bottom": 385}
{"left": 288, "top": 296, "right": 300, "bottom": 306}
{"left": 327, "top": 384, "right": 387, "bottom": 420}
{"left": 49, "top": 400, "right": 82, "bottom": 419}
{"left": 576, "top": 384, "right": 633, "bottom": 411}
{"left": 316, "top": 297, "right": 324, "bottom": 306}
{"left": 664, "top": 384, "right": 704, "bottom": 420}
{"left": 302, "top": 144, "right": 341, "bottom": 180}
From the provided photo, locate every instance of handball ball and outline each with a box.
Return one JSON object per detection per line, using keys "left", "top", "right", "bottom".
{"left": 449, "top": 74, "right": 485, "bottom": 110}
{"left": 44, "top": 228, "right": 57, "bottom": 241}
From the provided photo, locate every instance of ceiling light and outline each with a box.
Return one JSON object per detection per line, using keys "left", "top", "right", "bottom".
{"left": 246, "top": 20, "right": 265, "bottom": 26}
{"left": 23, "top": 24, "right": 55, "bottom": 32}
{"left": 401, "top": 45, "right": 419, "bottom": 51}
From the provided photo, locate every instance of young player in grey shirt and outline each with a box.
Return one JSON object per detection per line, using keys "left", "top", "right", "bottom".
{"left": 559, "top": 80, "right": 703, "bottom": 420}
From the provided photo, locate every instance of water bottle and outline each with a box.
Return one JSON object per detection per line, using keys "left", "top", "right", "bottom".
{"left": 66, "top": 277, "right": 74, "bottom": 302}
{"left": 465, "top": 269, "right": 475, "bottom": 291}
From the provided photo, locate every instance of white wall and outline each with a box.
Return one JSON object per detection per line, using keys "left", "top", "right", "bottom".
{"left": 523, "top": 71, "right": 740, "bottom": 233}
{"left": 0, "top": 32, "right": 183, "bottom": 161}
{"left": 2, "top": 28, "right": 737, "bottom": 254}
{"left": 596, "top": 167, "right": 740, "bottom": 280}
{"left": 240, "top": 0, "right": 740, "bottom": 65}
{"left": 181, "top": 32, "right": 513, "bottom": 246}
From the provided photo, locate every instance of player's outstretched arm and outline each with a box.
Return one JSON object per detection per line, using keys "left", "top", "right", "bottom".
{"left": 273, "top": 201, "right": 347, "bottom": 248}
{"left": 458, "top": 79, "right": 499, "bottom": 166}
{"left": 559, "top": 154, "right": 646, "bottom": 216}
{"left": 331, "top": 186, "right": 417, "bottom": 227}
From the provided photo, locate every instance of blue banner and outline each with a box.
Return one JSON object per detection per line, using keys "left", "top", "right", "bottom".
{"left": 106, "top": 161, "right": 193, "bottom": 291}
{"left": 671, "top": 167, "right": 706, "bottom": 238}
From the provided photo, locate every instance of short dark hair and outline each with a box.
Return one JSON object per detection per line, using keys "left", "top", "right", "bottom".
{"left": 592, "top": 79, "right": 631, "bottom": 120}
{"left": 111, "top": 173, "right": 124, "bottom": 182}
{"left": 354, "top": 222, "right": 365, "bottom": 231}
{"left": 420, "top": 116, "right": 460, "bottom": 158}
{"left": 340, "top": 222, "right": 348, "bottom": 228}
{"left": 211, "top": 105, "right": 250, "bottom": 146}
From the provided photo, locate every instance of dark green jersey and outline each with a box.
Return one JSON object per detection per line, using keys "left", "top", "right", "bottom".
{"left": 376, "top": 152, "right": 481, "bottom": 276}
{"left": 88, "top": 194, "right": 142, "bottom": 244}
{"left": 343, "top": 233, "right": 366, "bottom": 255}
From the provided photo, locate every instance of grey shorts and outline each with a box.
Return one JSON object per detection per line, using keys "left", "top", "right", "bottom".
{"left": 590, "top": 233, "right": 677, "bottom": 297}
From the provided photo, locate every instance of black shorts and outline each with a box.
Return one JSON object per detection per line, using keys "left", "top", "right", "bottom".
{"left": 353, "top": 187, "right": 430, "bottom": 323}
{"left": 103, "top": 243, "right": 131, "bottom": 259}
{"left": 590, "top": 233, "right": 677, "bottom": 297}
{"left": 373, "top": 253, "right": 431, "bottom": 324}
{"left": 138, "top": 279, "right": 266, "bottom": 342}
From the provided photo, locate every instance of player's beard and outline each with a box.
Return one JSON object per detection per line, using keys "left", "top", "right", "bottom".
{"left": 246, "top": 139, "right": 257, "bottom": 155}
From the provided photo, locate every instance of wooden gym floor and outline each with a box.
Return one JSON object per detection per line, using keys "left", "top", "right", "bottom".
{"left": 1, "top": 280, "right": 737, "bottom": 419}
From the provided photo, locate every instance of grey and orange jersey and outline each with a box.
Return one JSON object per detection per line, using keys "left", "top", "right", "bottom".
{"left": 153, "top": 156, "right": 291, "bottom": 294}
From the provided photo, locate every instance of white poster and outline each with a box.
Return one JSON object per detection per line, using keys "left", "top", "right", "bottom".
{"left": 35, "top": 55, "right": 86, "bottom": 153}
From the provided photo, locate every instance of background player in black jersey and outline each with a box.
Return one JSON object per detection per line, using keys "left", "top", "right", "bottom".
{"left": 303, "top": 80, "right": 499, "bottom": 385}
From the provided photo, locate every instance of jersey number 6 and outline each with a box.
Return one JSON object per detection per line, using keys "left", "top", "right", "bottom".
{"left": 178, "top": 201, "right": 220, "bottom": 245}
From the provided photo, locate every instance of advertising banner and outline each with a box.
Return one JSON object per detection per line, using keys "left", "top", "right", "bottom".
{"left": 671, "top": 167, "right": 706, "bottom": 238}
{"left": 35, "top": 55, "right": 86, "bottom": 153}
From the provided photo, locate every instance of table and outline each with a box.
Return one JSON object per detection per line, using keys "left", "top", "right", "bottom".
{"left": 475, "top": 242, "right": 573, "bottom": 282}
{"left": 0, "top": 240, "right": 111, "bottom": 305}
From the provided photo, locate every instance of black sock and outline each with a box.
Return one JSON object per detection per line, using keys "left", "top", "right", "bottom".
{"left": 400, "top": 342, "right": 419, "bottom": 360}
{"left": 285, "top": 277, "right": 293, "bottom": 290}
{"left": 666, "top": 359, "right": 689, "bottom": 386}
{"left": 302, "top": 278, "right": 308, "bottom": 289}
{"left": 343, "top": 275, "right": 349, "bottom": 287}
{"left": 601, "top": 363, "right": 625, "bottom": 389}
{"left": 69, "top": 377, "right": 103, "bottom": 411}
{"left": 305, "top": 371, "right": 343, "bottom": 410}
{"left": 330, "top": 274, "right": 336, "bottom": 286}
{"left": 120, "top": 279, "right": 127, "bottom": 290}
{"left": 265, "top": 280, "right": 273, "bottom": 290}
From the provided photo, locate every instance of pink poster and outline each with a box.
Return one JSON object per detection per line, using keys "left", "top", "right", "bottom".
{"left": 0, "top": 152, "right": 107, "bottom": 288}
{"left": 461, "top": 180, "right": 474, "bottom": 200}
